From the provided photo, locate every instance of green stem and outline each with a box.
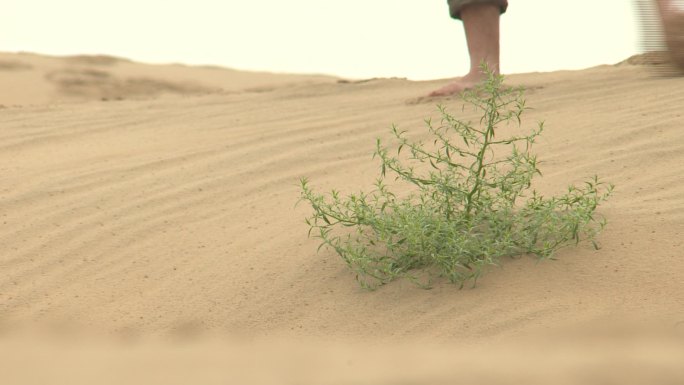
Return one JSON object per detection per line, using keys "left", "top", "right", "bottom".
{"left": 465, "top": 96, "right": 497, "bottom": 219}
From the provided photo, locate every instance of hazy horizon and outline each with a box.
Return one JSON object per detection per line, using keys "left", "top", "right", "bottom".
{"left": 5, "top": 0, "right": 642, "bottom": 80}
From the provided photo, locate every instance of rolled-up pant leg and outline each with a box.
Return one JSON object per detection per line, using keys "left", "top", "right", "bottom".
{"left": 447, "top": 0, "right": 508, "bottom": 20}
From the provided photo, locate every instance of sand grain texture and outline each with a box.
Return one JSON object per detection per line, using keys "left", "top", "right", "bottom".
{"left": 1, "top": 53, "right": 683, "bottom": 384}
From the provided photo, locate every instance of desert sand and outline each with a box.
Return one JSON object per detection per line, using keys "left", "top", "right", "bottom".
{"left": 1, "top": 52, "right": 683, "bottom": 384}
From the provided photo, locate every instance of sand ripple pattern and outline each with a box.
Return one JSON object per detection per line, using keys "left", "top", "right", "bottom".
{"left": 1, "top": 63, "right": 683, "bottom": 345}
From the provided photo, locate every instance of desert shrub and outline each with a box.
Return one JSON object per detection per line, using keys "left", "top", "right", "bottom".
{"left": 299, "top": 69, "right": 612, "bottom": 289}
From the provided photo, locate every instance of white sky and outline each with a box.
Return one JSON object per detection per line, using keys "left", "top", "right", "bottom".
{"left": 4, "top": 0, "right": 642, "bottom": 80}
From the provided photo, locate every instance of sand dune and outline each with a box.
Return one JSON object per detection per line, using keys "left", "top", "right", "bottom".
{"left": 0, "top": 52, "right": 335, "bottom": 106}
{"left": 1, "top": 52, "right": 683, "bottom": 383}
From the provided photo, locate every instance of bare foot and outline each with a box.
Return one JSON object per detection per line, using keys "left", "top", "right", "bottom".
{"left": 428, "top": 72, "right": 487, "bottom": 97}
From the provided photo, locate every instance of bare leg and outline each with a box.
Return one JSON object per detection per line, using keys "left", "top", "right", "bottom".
{"left": 430, "top": 3, "right": 501, "bottom": 97}
{"left": 656, "top": 0, "right": 684, "bottom": 71}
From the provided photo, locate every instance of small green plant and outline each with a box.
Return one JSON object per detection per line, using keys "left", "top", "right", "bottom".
{"left": 299, "top": 69, "right": 613, "bottom": 290}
